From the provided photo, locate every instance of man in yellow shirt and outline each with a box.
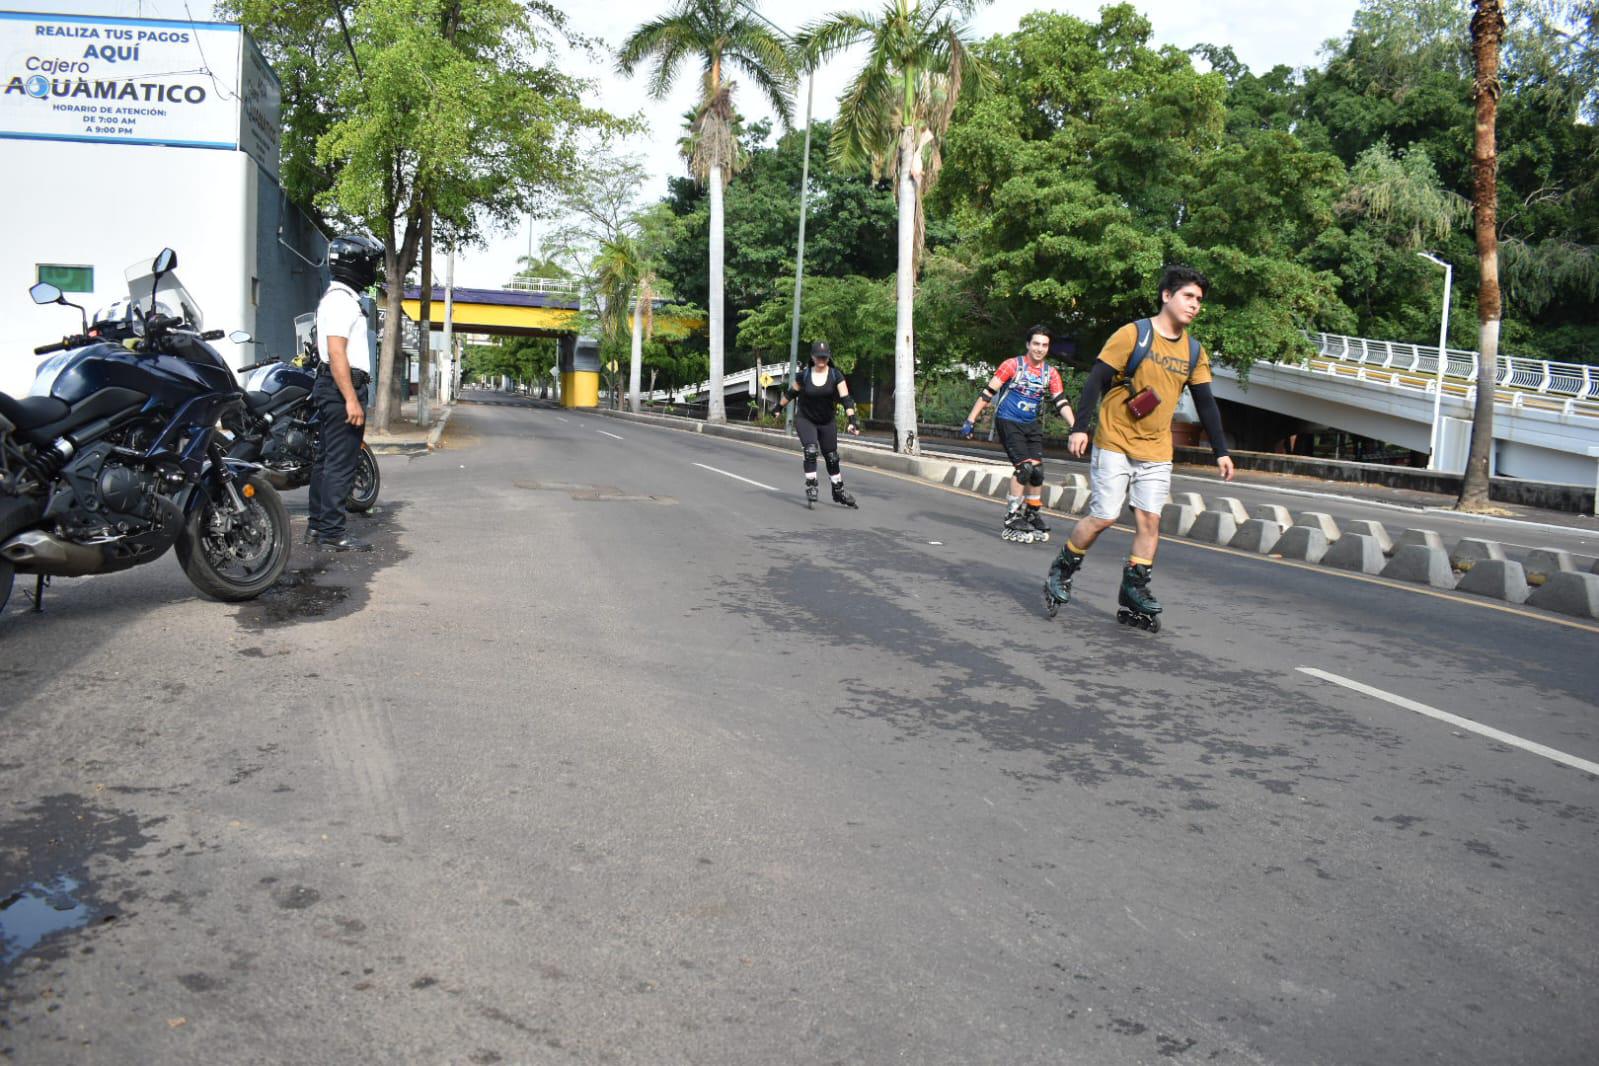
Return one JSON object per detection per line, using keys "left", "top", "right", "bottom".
{"left": 1044, "top": 266, "right": 1235, "bottom": 631}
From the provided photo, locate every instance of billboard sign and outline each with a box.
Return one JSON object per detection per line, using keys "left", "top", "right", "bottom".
{"left": 0, "top": 11, "right": 248, "bottom": 151}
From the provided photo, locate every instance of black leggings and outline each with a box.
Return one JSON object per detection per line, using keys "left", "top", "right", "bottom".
{"left": 795, "top": 414, "right": 840, "bottom": 476}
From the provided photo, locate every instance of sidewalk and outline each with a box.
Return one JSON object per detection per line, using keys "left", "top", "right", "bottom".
{"left": 366, "top": 398, "right": 453, "bottom": 454}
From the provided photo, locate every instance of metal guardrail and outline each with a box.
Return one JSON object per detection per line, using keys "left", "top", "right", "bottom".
{"left": 504, "top": 276, "right": 582, "bottom": 297}
{"left": 1310, "top": 333, "right": 1599, "bottom": 402}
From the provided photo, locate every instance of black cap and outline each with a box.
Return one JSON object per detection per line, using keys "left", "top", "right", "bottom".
{"left": 810, "top": 341, "right": 832, "bottom": 360}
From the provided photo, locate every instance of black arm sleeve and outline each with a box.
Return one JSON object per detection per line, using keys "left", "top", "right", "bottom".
{"left": 1071, "top": 361, "right": 1117, "bottom": 434}
{"left": 1189, "top": 382, "right": 1230, "bottom": 459}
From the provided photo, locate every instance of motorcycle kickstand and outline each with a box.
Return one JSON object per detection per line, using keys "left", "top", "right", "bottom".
{"left": 29, "top": 574, "right": 49, "bottom": 613}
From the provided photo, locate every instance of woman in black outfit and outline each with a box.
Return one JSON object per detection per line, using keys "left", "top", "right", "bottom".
{"left": 777, "top": 341, "right": 861, "bottom": 508}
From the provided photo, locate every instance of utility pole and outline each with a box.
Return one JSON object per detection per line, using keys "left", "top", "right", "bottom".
{"left": 1417, "top": 252, "right": 1453, "bottom": 470}
{"left": 785, "top": 70, "right": 816, "bottom": 431}
{"left": 418, "top": 207, "right": 433, "bottom": 428}
{"left": 442, "top": 241, "right": 457, "bottom": 406}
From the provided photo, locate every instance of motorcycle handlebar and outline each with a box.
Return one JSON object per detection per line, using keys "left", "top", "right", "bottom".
{"left": 201, "top": 329, "right": 225, "bottom": 341}
{"left": 34, "top": 338, "right": 74, "bottom": 355}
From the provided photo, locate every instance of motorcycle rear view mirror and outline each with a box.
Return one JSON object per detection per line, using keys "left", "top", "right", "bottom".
{"left": 152, "top": 248, "right": 177, "bottom": 275}
{"left": 30, "top": 281, "right": 88, "bottom": 332}
{"left": 228, "top": 330, "right": 254, "bottom": 344}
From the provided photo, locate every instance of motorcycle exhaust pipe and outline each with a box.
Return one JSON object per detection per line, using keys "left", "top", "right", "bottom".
{"left": 0, "top": 530, "right": 106, "bottom": 576}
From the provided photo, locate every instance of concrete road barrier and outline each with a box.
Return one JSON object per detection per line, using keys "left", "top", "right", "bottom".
{"left": 1211, "top": 497, "right": 1249, "bottom": 524}
{"left": 1161, "top": 503, "right": 1199, "bottom": 537}
{"left": 1341, "top": 519, "right": 1394, "bottom": 555}
{"left": 1527, "top": 570, "right": 1599, "bottom": 619}
{"left": 1172, "top": 492, "right": 1205, "bottom": 512}
{"left": 1396, "top": 529, "right": 1446, "bottom": 553}
{"left": 1230, "top": 518, "right": 1283, "bottom": 554}
{"left": 1058, "top": 487, "right": 1091, "bottom": 514}
{"left": 1276, "top": 526, "right": 1330, "bottom": 564}
{"left": 1456, "top": 559, "right": 1530, "bottom": 604}
{"left": 1524, "top": 548, "right": 1576, "bottom": 586}
{"left": 1295, "top": 512, "right": 1341, "bottom": 542}
{"left": 1060, "top": 472, "right": 1089, "bottom": 492}
{"left": 1190, "top": 511, "right": 1239, "bottom": 545}
{"left": 1450, "top": 538, "right": 1506, "bottom": 572}
{"left": 1251, "top": 504, "right": 1293, "bottom": 527}
{"left": 1381, "top": 544, "right": 1456, "bottom": 589}
{"left": 1322, "top": 532, "right": 1385, "bottom": 574}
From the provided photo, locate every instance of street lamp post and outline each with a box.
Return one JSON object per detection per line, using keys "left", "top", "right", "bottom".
{"left": 1417, "top": 251, "right": 1453, "bottom": 471}
{"left": 784, "top": 70, "right": 815, "bottom": 432}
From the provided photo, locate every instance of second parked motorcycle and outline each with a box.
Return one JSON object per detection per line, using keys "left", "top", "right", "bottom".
{"left": 224, "top": 327, "right": 380, "bottom": 513}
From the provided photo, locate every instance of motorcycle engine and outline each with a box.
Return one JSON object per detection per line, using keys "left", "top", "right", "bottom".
{"left": 50, "top": 440, "right": 181, "bottom": 540}
{"left": 267, "top": 419, "right": 314, "bottom": 466}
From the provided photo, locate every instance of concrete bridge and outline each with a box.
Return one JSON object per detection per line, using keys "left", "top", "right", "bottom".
{"left": 1213, "top": 333, "right": 1599, "bottom": 484}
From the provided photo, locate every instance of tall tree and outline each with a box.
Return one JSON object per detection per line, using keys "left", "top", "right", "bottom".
{"left": 235, "top": 0, "right": 619, "bottom": 432}
{"left": 592, "top": 234, "right": 658, "bottom": 412}
{"left": 1459, "top": 0, "right": 1508, "bottom": 510}
{"left": 619, "top": 0, "right": 797, "bottom": 423}
{"left": 799, "top": 0, "right": 992, "bottom": 454}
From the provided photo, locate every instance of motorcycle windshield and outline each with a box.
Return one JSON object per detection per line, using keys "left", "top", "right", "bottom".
{"left": 124, "top": 258, "right": 204, "bottom": 333}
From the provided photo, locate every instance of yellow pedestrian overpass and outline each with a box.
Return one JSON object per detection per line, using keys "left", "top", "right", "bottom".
{"left": 400, "top": 281, "right": 704, "bottom": 407}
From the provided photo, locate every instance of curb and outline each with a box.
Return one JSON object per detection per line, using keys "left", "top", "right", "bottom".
{"left": 367, "top": 403, "right": 453, "bottom": 455}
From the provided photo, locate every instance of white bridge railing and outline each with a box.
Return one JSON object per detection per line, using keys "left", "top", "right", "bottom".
{"left": 503, "top": 276, "right": 582, "bottom": 298}
{"left": 1310, "top": 333, "right": 1599, "bottom": 403}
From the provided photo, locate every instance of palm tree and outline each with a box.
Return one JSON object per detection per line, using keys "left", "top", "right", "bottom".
{"left": 798, "top": 0, "right": 991, "bottom": 454}
{"left": 619, "top": 0, "right": 796, "bottom": 424}
{"left": 592, "top": 234, "right": 657, "bottom": 413}
{"left": 1458, "top": 0, "right": 1507, "bottom": 511}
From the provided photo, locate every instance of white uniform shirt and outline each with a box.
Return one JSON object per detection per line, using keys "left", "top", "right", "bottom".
{"left": 315, "top": 281, "right": 371, "bottom": 373}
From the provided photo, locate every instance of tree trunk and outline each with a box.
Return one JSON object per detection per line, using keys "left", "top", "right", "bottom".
{"left": 707, "top": 166, "right": 726, "bottom": 423}
{"left": 893, "top": 126, "right": 919, "bottom": 455}
{"left": 1458, "top": 0, "right": 1506, "bottom": 512}
{"left": 418, "top": 208, "right": 433, "bottom": 428}
{"left": 629, "top": 293, "right": 644, "bottom": 414}
{"left": 373, "top": 244, "right": 404, "bottom": 433}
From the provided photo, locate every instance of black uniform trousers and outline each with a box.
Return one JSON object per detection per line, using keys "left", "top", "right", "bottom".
{"left": 308, "top": 372, "right": 367, "bottom": 538}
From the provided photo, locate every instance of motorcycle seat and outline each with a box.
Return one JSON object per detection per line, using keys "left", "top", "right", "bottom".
{"left": 0, "top": 393, "right": 70, "bottom": 431}
{"left": 244, "top": 390, "right": 276, "bottom": 412}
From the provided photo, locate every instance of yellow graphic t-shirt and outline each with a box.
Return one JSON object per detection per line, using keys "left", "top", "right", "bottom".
{"left": 1092, "top": 321, "right": 1212, "bottom": 463}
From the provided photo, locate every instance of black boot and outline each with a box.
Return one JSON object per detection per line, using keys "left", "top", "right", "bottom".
{"left": 831, "top": 481, "right": 857, "bottom": 508}
{"left": 1045, "top": 544, "right": 1084, "bottom": 605}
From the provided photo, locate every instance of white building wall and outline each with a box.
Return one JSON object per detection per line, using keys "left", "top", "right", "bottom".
{"left": 0, "top": 138, "right": 256, "bottom": 399}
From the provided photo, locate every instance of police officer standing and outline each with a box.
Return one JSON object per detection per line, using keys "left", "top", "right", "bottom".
{"left": 308, "top": 234, "right": 383, "bottom": 551}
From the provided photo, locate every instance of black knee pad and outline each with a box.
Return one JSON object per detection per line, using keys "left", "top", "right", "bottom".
{"left": 823, "top": 450, "right": 841, "bottom": 476}
{"left": 1013, "top": 462, "right": 1031, "bottom": 483}
{"left": 802, "top": 444, "right": 819, "bottom": 472}
{"left": 1029, "top": 463, "right": 1046, "bottom": 487}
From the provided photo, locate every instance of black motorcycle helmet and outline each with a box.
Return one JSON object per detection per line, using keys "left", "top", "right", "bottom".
{"left": 328, "top": 233, "right": 384, "bottom": 290}
{"left": 810, "top": 340, "right": 833, "bottom": 362}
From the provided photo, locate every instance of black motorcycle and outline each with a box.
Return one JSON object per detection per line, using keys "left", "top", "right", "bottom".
{"left": 224, "top": 338, "right": 380, "bottom": 512}
{"left": 0, "top": 249, "right": 291, "bottom": 615}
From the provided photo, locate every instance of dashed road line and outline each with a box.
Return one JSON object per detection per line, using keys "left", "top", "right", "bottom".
{"left": 597, "top": 430, "right": 625, "bottom": 440}
{"left": 692, "top": 462, "right": 778, "bottom": 492}
{"left": 1297, "top": 667, "right": 1599, "bottom": 777}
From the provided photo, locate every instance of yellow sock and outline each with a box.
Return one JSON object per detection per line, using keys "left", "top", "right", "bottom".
{"left": 1129, "top": 555, "right": 1153, "bottom": 567}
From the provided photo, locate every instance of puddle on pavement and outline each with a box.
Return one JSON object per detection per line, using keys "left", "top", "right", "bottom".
{"left": 235, "top": 501, "right": 411, "bottom": 630}
{"left": 1, "top": 875, "right": 93, "bottom": 964}
{"left": 0, "top": 794, "right": 155, "bottom": 972}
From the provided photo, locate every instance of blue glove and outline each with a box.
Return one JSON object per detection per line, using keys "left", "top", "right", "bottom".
{"left": 960, "top": 420, "right": 975, "bottom": 440}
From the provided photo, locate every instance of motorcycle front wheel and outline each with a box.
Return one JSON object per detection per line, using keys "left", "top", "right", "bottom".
{"left": 344, "top": 443, "right": 381, "bottom": 512}
{"left": 176, "top": 474, "right": 290, "bottom": 601}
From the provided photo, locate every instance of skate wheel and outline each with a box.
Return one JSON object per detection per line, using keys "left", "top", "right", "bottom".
{"left": 1042, "top": 584, "right": 1059, "bottom": 618}
{"left": 1036, "top": 532, "right": 1049, "bottom": 542}
{"left": 1117, "top": 609, "right": 1132, "bottom": 626}
{"left": 1147, "top": 615, "right": 1161, "bottom": 634}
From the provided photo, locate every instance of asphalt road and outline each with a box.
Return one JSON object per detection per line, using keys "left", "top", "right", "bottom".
{"left": 2, "top": 397, "right": 1595, "bottom": 1065}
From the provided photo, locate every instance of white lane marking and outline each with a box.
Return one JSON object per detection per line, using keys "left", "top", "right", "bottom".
{"left": 1297, "top": 667, "right": 1599, "bottom": 776}
{"left": 556, "top": 416, "right": 569, "bottom": 423}
{"left": 597, "top": 430, "right": 625, "bottom": 440}
{"left": 692, "top": 462, "right": 777, "bottom": 492}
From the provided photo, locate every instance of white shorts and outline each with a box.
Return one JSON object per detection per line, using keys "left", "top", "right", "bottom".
{"left": 1089, "top": 447, "right": 1173, "bottom": 520}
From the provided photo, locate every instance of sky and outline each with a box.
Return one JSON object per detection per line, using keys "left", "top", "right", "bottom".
{"left": 15, "top": 0, "right": 1365, "bottom": 288}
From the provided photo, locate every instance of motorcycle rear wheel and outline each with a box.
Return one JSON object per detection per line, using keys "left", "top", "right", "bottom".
{"left": 344, "top": 443, "right": 381, "bottom": 512}
{"left": 176, "top": 474, "right": 290, "bottom": 601}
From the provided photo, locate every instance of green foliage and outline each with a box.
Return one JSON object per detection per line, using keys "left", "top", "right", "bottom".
{"left": 463, "top": 336, "right": 557, "bottom": 383}
{"left": 737, "top": 275, "right": 896, "bottom": 374}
